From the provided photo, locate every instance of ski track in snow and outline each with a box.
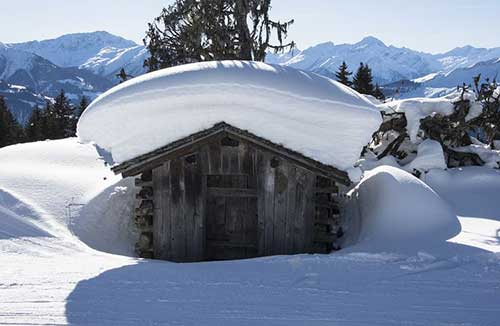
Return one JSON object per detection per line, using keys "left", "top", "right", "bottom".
{"left": 0, "top": 138, "right": 499, "bottom": 325}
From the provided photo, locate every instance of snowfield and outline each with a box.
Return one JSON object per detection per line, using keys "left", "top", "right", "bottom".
{"left": 1, "top": 138, "right": 500, "bottom": 325}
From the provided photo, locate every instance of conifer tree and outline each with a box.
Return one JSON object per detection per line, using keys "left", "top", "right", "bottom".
{"left": 144, "top": 0, "right": 295, "bottom": 71}
{"left": 335, "top": 61, "right": 352, "bottom": 87}
{"left": 0, "top": 96, "right": 24, "bottom": 147}
{"left": 41, "top": 101, "right": 57, "bottom": 140}
{"left": 49, "top": 90, "right": 75, "bottom": 139}
{"left": 68, "top": 96, "right": 90, "bottom": 134}
{"left": 25, "top": 106, "right": 45, "bottom": 142}
{"left": 353, "top": 62, "right": 375, "bottom": 96}
{"left": 116, "top": 68, "right": 133, "bottom": 83}
{"left": 74, "top": 96, "right": 89, "bottom": 120}
{"left": 373, "top": 84, "right": 385, "bottom": 101}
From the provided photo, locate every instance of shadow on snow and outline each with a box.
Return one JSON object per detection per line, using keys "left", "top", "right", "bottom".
{"left": 65, "top": 241, "right": 499, "bottom": 326}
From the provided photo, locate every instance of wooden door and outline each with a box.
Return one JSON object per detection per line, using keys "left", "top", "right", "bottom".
{"left": 205, "top": 174, "right": 258, "bottom": 260}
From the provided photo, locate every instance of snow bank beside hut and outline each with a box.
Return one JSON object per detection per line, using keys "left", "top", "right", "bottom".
{"left": 77, "top": 60, "right": 382, "bottom": 171}
{"left": 345, "top": 166, "right": 461, "bottom": 253}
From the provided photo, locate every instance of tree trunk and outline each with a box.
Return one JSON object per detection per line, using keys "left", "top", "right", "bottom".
{"left": 234, "top": 0, "right": 253, "bottom": 60}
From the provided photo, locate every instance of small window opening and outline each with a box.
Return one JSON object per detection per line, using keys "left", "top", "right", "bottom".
{"left": 270, "top": 157, "right": 280, "bottom": 168}
{"left": 221, "top": 137, "right": 239, "bottom": 147}
{"left": 185, "top": 154, "right": 197, "bottom": 164}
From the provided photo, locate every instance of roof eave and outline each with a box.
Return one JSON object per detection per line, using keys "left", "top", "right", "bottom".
{"left": 112, "top": 122, "right": 351, "bottom": 186}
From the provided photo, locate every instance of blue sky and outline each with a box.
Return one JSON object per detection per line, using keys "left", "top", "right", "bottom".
{"left": 0, "top": 0, "right": 498, "bottom": 53}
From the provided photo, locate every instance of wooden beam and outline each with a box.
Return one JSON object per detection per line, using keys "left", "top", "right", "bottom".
{"left": 207, "top": 241, "right": 258, "bottom": 249}
{"left": 314, "top": 186, "right": 339, "bottom": 193}
{"left": 135, "top": 179, "right": 152, "bottom": 187}
{"left": 314, "top": 232, "right": 337, "bottom": 243}
{"left": 207, "top": 188, "right": 258, "bottom": 198}
{"left": 315, "top": 215, "right": 340, "bottom": 225}
{"left": 314, "top": 199, "right": 339, "bottom": 209}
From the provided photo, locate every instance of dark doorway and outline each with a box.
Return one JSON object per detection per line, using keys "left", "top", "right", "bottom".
{"left": 205, "top": 174, "right": 258, "bottom": 260}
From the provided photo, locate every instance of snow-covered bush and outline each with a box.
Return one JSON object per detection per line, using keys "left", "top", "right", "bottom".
{"left": 363, "top": 78, "right": 500, "bottom": 176}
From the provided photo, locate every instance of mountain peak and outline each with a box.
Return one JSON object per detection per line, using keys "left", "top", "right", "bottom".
{"left": 357, "top": 36, "right": 386, "bottom": 47}
{"left": 268, "top": 36, "right": 440, "bottom": 84}
{"left": 442, "top": 45, "right": 484, "bottom": 57}
{"left": 8, "top": 31, "right": 140, "bottom": 68}
{"left": 308, "top": 41, "right": 336, "bottom": 51}
{"left": 44, "top": 31, "right": 138, "bottom": 48}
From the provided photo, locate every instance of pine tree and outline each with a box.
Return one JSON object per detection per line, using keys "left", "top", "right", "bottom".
{"left": 49, "top": 90, "right": 75, "bottom": 139}
{"left": 373, "top": 84, "right": 385, "bottom": 101}
{"left": 25, "top": 106, "right": 45, "bottom": 142}
{"left": 76, "top": 96, "right": 89, "bottom": 119}
{"left": 116, "top": 68, "right": 133, "bottom": 83}
{"left": 68, "top": 96, "right": 90, "bottom": 135}
{"left": 353, "top": 62, "right": 375, "bottom": 96}
{"left": 363, "top": 64, "right": 375, "bottom": 95}
{"left": 335, "top": 61, "right": 352, "bottom": 87}
{"left": 144, "top": 0, "right": 295, "bottom": 71}
{"left": 0, "top": 96, "right": 24, "bottom": 147}
{"left": 40, "top": 101, "right": 57, "bottom": 140}
{"left": 25, "top": 93, "right": 80, "bottom": 142}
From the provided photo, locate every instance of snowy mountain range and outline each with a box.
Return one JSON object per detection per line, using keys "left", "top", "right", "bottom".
{"left": 267, "top": 37, "right": 440, "bottom": 85}
{"left": 0, "top": 41, "right": 114, "bottom": 124}
{"left": 267, "top": 36, "right": 500, "bottom": 87}
{"left": 381, "top": 58, "right": 500, "bottom": 99}
{"left": 1, "top": 31, "right": 500, "bottom": 123}
{"left": 1, "top": 32, "right": 148, "bottom": 124}
{"left": 434, "top": 45, "right": 500, "bottom": 73}
{"left": 10, "top": 31, "right": 148, "bottom": 80}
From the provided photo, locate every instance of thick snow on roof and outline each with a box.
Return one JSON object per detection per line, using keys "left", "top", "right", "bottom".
{"left": 77, "top": 60, "right": 381, "bottom": 170}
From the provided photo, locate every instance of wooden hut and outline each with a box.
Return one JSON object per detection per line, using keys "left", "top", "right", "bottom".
{"left": 77, "top": 62, "right": 382, "bottom": 263}
{"left": 113, "top": 122, "right": 351, "bottom": 262}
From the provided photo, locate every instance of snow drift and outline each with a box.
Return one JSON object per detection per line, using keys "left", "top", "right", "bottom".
{"left": 77, "top": 60, "right": 382, "bottom": 171}
{"left": 73, "top": 178, "right": 138, "bottom": 256}
{"left": 0, "top": 189, "right": 52, "bottom": 239}
{"left": 346, "top": 166, "right": 460, "bottom": 253}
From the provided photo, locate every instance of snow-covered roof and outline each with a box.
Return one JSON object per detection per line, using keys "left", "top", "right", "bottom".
{"left": 77, "top": 60, "right": 382, "bottom": 171}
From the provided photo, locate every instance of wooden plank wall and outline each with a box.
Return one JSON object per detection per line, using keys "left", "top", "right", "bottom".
{"left": 134, "top": 171, "right": 154, "bottom": 258}
{"left": 149, "top": 133, "right": 342, "bottom": 261}
{"left": 312, "top": 176, "right": 342, "bottom": 253}
{"left": 151, "top": 155, "right": 205, "bottom": 262}
{"left": 258, "top": 153, "right": 316, "bottom": 256}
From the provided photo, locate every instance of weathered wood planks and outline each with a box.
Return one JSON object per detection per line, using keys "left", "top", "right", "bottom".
{"left": 134, "top": 131, "right": 345, "bottom": 261}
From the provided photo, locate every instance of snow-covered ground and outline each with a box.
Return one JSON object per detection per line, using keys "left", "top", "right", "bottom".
{"left": 1, "top": 138, "right": 499, "bottom": 325}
